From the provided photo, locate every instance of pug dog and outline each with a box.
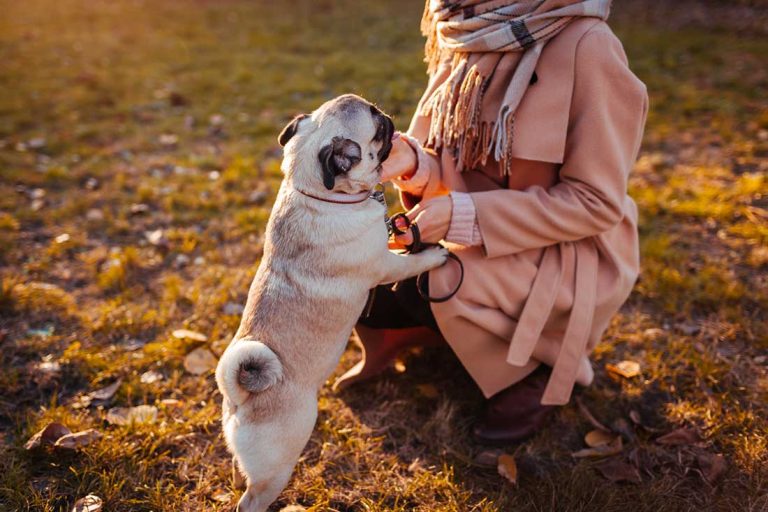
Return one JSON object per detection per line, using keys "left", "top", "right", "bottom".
{"left": 215, "top": 94, "right": 448, "bottom": 512}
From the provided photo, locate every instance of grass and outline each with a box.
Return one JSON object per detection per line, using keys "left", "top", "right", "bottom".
{"left": 0, "top": 0, "right": 766, "bottom": 510}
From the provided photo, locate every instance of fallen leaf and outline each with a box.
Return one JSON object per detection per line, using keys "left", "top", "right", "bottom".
{"left": 160, "top": 398, "right": 182, "bottom": 407}
{"left": 72, "top": 494, "right": 102, "bottom": 512}
{"left": 174, "top": 433, "right": 197, "bottom": 443}
{"left": 212, "top": 492, "right": 232, "bottom": 503}
{"left": 595, "top": 458, "right": 642, "bottom": 483}
{"left": 572, "top": 436, "right": 623, "bottom": 458}
{"left": 575, "top": 397, "right": 611, "bottom": 432}
{"left": 606, "top": 360, "right": 641, "bottom": 379}
{"left": 417, "top": 384, "right": 439, "bottom": 399}
{"left": 628, "top": 446, "right": 657, "bottom": 476}
{"left": 497, "top": 454, "right": 517, "bottom": 484}
{"left": 145, "top": 229, "right": 167, "bottom": 247}
{"left": 29, "top": 188, "right": 46, "bottom": 199}
{"left": 106, "top": 405, "right": 158, "bottom": 426}
{"left": 278, "top": 506, "right": 306, "bottom": 512}
{"left": 89, "top": 379, "right": 122, "bottom": 401}
{"left": 183, "top": 347, "right": 217, "bottom": 375}
{"left": 25, "top": 422, "right": 72, "bottom": 450}
{"left": 629, "top": 410, "right": 642, "bottom": 425}
{"left": 70, "top": 395, "right": 93, "bottom": 410}
{"left": 474, "top": 449, "right": 503, "bottom": 467}
{"left": 697, "top": 452, "right": 727, "bottom": 484}
{"left": 84, "top": 177, "right": 100, "bottom": 190}
{"left": 140, "top": 370, "right": 163, "bottom": 384}
{"left": 54, "top": 429, "right": 103, "bottom": 450}
{"left": 122, "top": 339, "right": 146, "bottom": 351}
{"left": 32, "top": 359, "right": 62, "bottom": 388}
{"left": 173, "top": 329, "right": 208, "bottom": 342}
{"left": 129, "top": 203, "right": 150, "bottom": 216}
{"left": 585, "top": 429, "right": 615, "bottom": 448}
{"left": 642, "top": 328, "right": 665, "bottom": 340}
{"left": 656, "top": 427, "right": 701, "bottom": 446}
{"left": 611, "top": 417, "right": 637, "bottom": 443}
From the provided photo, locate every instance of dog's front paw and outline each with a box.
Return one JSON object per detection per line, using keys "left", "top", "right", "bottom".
{"left": 422, "top": 246, "right": 450, "bottom": 269}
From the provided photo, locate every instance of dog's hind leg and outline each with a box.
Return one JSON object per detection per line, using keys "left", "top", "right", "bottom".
{"left": 231, "top": 393, "right": 318, "bottom": 512}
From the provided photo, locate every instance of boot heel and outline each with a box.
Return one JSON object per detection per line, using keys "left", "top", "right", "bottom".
{"left": 333, "top": 324, "right": 444, "bottom": 391}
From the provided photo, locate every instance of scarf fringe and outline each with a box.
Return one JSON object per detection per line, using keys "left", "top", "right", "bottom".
{"left": 420, "top": 54, "right": 515, "bottom": 175}
{"left": 418, "top": 0, "right": 611, "bottom": 175}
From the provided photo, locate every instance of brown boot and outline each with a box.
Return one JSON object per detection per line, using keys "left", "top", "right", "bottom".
{"left": 472, "top": 365, "right": 557, "bottom": 444}
{"left": 333, "top": 324, "right": 444, "bottom": 391}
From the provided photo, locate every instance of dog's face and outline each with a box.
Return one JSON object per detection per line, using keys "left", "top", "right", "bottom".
{"left": 278, "top": 94, "right": 394, "bottom": 194}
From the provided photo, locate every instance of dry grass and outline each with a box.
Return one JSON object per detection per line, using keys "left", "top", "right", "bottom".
{"left": 0, "top": 0, "right": 766, "bottom": 510}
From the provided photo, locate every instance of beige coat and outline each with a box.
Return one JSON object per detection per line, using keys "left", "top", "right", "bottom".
{"left": 388, "top": 18, "right": 649, "bottom": 405}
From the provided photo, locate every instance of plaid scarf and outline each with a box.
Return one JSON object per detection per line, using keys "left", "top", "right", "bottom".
{"left": 418, "top": 0, "right": 612, "bottom": 174}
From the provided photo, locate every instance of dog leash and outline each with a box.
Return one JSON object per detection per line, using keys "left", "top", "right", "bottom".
{"left": 387, "top": 212, "right": 464, "bottom": 303}
{"left": 368, "top": 185, "right": 465, "bottom": 307}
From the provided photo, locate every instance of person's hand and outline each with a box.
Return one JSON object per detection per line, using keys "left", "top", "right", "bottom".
{"left": 389, "top": 195, "right": 452, "bottom": 249}
{"left": 380, "top": 132, "right": 418, "bottom": 182}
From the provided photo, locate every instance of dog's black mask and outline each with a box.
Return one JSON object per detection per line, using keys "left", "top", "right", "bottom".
{"left": 370, "top": 105, "right": 395, "bottom": 163}
{"left": 318, "top": 136, "right": 362, "bottom": 190}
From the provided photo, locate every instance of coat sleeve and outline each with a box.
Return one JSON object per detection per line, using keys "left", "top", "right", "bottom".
{"left": 472, "top": 27, "right": 649, "bottom": 259}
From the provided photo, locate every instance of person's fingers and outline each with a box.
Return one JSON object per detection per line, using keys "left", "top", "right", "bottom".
{"left": 394, "top": 228, "right": 414, "bottom": 246}
{"left": 405, "top": 202, "right": 424, "bottom": 222}
{"left": 413, "top": 210, "right": 445, "bottom": 244}
{"left": 380, "top": 137, "right": 416, "bottom": 182}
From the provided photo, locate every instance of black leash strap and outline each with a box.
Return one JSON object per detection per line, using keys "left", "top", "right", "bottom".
{"left": 416, "top": 251, "right": 463, "bottom": 303}
{"left": 388, "top": 212, "right": 464, "bottom": 303}
{"left": 361, "top": 187, "right": 464, "bottom": 320}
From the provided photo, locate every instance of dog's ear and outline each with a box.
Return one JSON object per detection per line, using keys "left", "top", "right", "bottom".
{"left": 318, "top": 136, "right": 362, "bottom": 190}
{"left": 278, "top": 114, "right": 309, "bottom": 147}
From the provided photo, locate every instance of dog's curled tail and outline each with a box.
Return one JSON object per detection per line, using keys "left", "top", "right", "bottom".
{"left": 215, "top": 339, "right": 283, "bottom": 407}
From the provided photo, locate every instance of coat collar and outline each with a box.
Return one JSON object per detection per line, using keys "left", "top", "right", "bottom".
{"left": 509, "top": 18, "right": 602, "bottom": 165}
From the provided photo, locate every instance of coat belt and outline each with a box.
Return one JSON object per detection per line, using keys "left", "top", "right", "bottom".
{"left": 505, "top": 240, "right": 598, "bottom": 405}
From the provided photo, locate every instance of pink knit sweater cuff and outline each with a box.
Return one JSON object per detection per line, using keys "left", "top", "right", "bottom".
{"left": 392, "top": 134, "right": 430, "bottom": 196}
{"left": 446, "top": 192, "right": 483, "bottom": 246}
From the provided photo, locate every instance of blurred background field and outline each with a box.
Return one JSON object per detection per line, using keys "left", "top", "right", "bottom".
{"left": 0, "top": 0, "right": 766, "bottom": 510}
